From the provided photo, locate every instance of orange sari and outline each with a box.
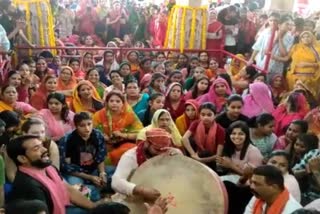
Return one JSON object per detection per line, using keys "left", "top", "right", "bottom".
{"left": 57, "top": 66, "right": 77, "bottom": 105}
{"left": 93, "top": 103, "right": 143, "bottom": 165}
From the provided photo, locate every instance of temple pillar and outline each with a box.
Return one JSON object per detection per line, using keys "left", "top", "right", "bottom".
{"left": 165, "top": 0, "right": 208, "bottom": 52}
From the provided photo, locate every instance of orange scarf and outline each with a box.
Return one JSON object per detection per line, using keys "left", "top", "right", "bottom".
{"left": 0, "top": 100, "right": 13, "bottom": 112}
{"left": 253, "top": 189, "right": 290, "bottom": 214}
{"left": 194, "top": 121, "right": 217, "bottom": 154}
{"left": 57, "top": 66, "right": 77, "bottom": 91}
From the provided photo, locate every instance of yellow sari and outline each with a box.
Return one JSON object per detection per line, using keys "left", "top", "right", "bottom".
{"left": 286, "top": 32, "right": 320, "bottom": 97}
{"left": 71, "top": 80, "right": 103, "bottom": 113}
{"left": 93, "top": 102, "right": 143, "bottom": 165}
{"left": 137, "top": 109, "right": 182, "bottom": 147}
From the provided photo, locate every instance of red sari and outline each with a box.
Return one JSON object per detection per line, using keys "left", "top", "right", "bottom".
{"left": 206, "top": 21, "right": 225, "bottom": 61}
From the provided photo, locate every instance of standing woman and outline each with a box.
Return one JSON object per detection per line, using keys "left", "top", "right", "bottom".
{"left": 275, "top": 31, "right": 320, "bottom": 97}
{"left": 0, "top": 85, "right": 36, "bottom": 115}
{"left": 86, "top": 68, "right": 107, "bottom": 99}
{"left": 206, "top": 8, "right": 225, "bottom": 61}
{"left": 71, "top": 80, "right": 104, "bottom": 113}
{"left": 37, "top": 93, "right": 75, "bottom": 141}
{"left": 164, "top": 83, "right": 185, "bottom": 121}
{"left": 56, "top": 66, "right": 77, "bottom": 105}
{"left": 217, "top": 121, "right": 263, "bottom": 184}
{"left": 125, "top": 79, "right": 149, "bottom": 115}
{"left": 93, "top": 90, "right": 143, "bottom": 165}
{"left": 30, "top": 75, "right": 58, "bottom": 110}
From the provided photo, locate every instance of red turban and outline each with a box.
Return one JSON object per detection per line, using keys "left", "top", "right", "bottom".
{"left": 146, "top": 128, "right": 172, "bottom": 149}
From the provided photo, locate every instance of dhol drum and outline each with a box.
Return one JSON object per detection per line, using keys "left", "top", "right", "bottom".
{"left": 125, "top": 155, "right": 228, "bottom": 214}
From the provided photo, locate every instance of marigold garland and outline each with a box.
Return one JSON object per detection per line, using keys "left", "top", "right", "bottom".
{"left": 165, "top": 5, "right": 208, "bottom": 52}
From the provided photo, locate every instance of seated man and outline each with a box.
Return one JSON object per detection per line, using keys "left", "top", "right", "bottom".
{"left": 6, "top": 135, "right": 101, "bottom": 213}
{"left": 58, "top": 112, "right": 115, "bottom": 201}
{"left": 112, "top": 128, "right": 182, "bottom": 201}
{"left": 244, "top": 165, "right": 301, "bottom": 214}
{"left": 293, "top": 149, "right": 320, "bottom": 205}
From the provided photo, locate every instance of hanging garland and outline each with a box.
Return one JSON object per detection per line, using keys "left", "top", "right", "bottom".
{"left": 165, "top": 5, "right": 208, "bottom": 53}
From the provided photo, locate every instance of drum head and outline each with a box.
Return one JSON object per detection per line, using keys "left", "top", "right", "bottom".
{"left": 126, "top": 155, "right": 228, "bottom": 214}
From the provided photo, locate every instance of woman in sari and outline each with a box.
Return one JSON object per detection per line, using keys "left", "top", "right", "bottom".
{"left": 7, "top": 70, "right": 28, "bottom": 103}
{"left": 206, "top": 8, "right": 225, "bottom": 61}
{"left": 304, "top": 107, "right": 320, "bottom": 138}
{"left": 86, "top": 68, "right": 107, "bottom": 99}
{"left": 119, "top": 61, "right": 135, "bottom": 85}
{"left": 164, "top": 83, "right": 185, "bottom": 121}
{"left": 272, "top": 92, "right": 309, "bottom": 137}
{"left": 71, "top": 80, "right": 104, "bottom": 113}
{"left": 0, "top": 85, "right": 36, "bottom": 116}
{"left": 35, "top": 57, "right": 56, "bottom": 81}
{"left": 125, "top": 79, "right": 149, "bottom": 115}
{"left": 69, "top": 58, "right": 86, "bottom": 81}
{"left": 93, "top": 90, "right": 143, "bottom": 165}
{"left": 274, "top": 31, "right": 320, "bottom": 98}
{"left": 242, "top": 82, "right": 275, "bottom": 118}
{"left": 175, "top": 99, "right": 199, "bottom": 136}
{"left": 198, "top": 77, "right": 232, "bottom": 113}
{"left": 137, "top": 109, "right": 182, "bottom": 147}
{"left": 30, "top": 75, "right": 58, "bottom": 110}
{"left": 269, "top": 74, "right": 287, "bottom": 106}
{"left": 56, "top": 66, "right": 77, "bottom": 105}
{"left": 37, "top": 93, "right": 75, "bottom": 141}
{"left": 228, "top": 54, "right": 246, "bottom": 77}
{"left": 135, "top": 58, "right": 152, "bottom": 85}
{"left": 80, "top": 52, "right": 95, "bottom": 72}
{"left": 126, "top": 51, "right": 140, "bottom": 73}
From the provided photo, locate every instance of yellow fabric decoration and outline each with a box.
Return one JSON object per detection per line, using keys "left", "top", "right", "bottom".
{"left": 165, "top": 5, "right": 208, "bottom": 52}
{"left": 201, "top": 9, "right": 207, "bottom": 49}
{"left": 36, "top": 2, "right": 45, "bottom": 46}
{"left": 180, "top": 7, "right": 186, "bottom": 53}
{"left": 189, "top": 9, "right": 197, "bottom": 49}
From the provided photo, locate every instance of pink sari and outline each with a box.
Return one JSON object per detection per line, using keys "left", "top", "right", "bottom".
{"left": 242, "top": 82, "right": 275, "bottom": 118}
{"left": 38, "top": 109, "right": 75, "bottom": 141}
{"left": 197, "top": 78, "right": 231, "bottom": 113}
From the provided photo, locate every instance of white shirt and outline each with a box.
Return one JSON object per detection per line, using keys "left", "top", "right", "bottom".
{"left": 111, "top": 147, "right": 182, "bottom": 196}
{"left": 0, "top": 24, "right": 10, "bottom": 52}
{"left": 111, "top": 147, "right": 139, "bottom": 196}
{"left": 244, "top": 194, "right": 302, "bottom": 214}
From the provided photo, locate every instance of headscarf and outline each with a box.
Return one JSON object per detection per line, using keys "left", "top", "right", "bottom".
{"left": 57, "top": 66, "right": 77, "bottom": 91}
{"left": 137, "top": 109, "right": 182, "bottom": 147}
{"left": 242, "top": 82, "right": 274, "bottom": 118}
{"left": 71, "top": 80, "right": 102, "bottom": 113}
{"left": 197, "top": 77, "right": 231, "bottom": 112}
{"left": 230, "top": 54, "right": 246, "bottom": 76}
{"left": 175, "top": 99, "right": 199, "bottom": 135}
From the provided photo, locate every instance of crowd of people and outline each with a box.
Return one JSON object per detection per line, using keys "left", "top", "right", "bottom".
{"left": 0, "top": 0, "right": 320, "bottom": 213}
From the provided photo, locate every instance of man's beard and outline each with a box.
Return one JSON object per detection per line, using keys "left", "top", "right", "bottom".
{"left": 29, "top": 152, "right": 52, "bottom": 169}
